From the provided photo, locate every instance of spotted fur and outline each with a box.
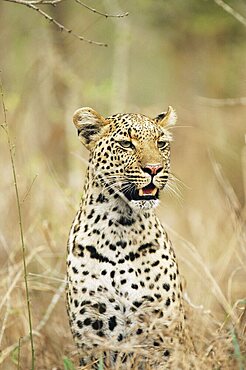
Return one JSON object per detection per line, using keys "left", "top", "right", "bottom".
{"left": 66, "top": 107, "right": 184, "bottom": 367}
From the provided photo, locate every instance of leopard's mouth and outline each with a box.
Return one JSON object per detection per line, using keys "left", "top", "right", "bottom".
{"left": 123, "top": 183, "right": 159, "bottom": 202}
{"left": 139, "top": 183, "right": 158, "bottom": 197}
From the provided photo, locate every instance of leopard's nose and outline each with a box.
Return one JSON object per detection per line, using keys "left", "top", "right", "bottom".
{"left": 142, "top": 164, "right": 163, "bottom": 176}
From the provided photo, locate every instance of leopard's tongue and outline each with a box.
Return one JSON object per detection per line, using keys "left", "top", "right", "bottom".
{"left": 139, "top": 186, "right": 157, "bottom": 197}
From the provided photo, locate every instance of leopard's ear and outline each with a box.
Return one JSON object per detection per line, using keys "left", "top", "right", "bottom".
{"left": 73, "top": 107, "right": 108, "bottom": 149}
{"left": 154, "top": 106, "right": 177, "bottom": 127}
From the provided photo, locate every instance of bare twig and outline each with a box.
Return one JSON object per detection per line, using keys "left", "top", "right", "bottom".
{"left": 74, "top": 0, "right": 128, "bottom": 18}
{"left": 213, "top": 0, "right": 246, "bottom": 27}
{"left": 3, "top": 0, "right": 108, "bottom": 46}
{"left": 0, "top": 76, "right": 35, "bottom": 369}
{"left": 3, "top": 0, "right": 64, "bottom": 6}
{"left": 21, "top": 0, "right": 64, "bottom": 4}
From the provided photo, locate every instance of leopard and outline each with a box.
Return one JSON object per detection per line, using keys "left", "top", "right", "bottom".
{"left": 66, "top": 106, "right": 185, "bottom": 368}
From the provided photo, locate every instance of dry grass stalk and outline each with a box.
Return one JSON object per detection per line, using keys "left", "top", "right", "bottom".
{"left": 0, "top": 272, "right": 65, "bottom": 365}
{"left": 0, "top": 77, "right": 35, "bottom": 369}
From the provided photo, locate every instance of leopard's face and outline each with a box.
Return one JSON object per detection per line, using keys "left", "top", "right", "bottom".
{"left": 73, "top": 107, "right": 177, "bottom": 209}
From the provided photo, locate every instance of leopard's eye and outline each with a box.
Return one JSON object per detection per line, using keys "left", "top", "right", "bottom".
{"left": 157, "top": 141, "right": 168, "bottom": 149}
{"left": 118, "top": 140, "right": 135, "bottom": 149}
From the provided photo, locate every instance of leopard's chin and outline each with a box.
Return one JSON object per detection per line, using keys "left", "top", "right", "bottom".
{"left": 130, "top": 199, "right": 160, "bottom": 210}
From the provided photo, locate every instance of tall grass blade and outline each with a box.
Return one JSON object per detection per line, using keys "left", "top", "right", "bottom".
{"left": 98, "top": 356, "right": 104, "bottom": 370}
{"left": 0, "top": 76, "right": 35, "bottom": 369}
{"left": 231, "top": 328, "right": 244, "bottom": 370}
{"left": 63, "top": 356, "right": 76, "bottom": 370}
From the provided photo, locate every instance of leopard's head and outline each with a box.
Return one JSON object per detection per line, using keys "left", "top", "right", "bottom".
{"left": 73, "top": 107, "right": 177, "bottom": 210}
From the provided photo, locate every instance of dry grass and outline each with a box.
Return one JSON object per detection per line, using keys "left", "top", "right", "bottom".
{"left": 0, "top": 1, "right": 246, "bottom": 369}
{"left": 0, "top": 90, "right": 245, "bottom": 369}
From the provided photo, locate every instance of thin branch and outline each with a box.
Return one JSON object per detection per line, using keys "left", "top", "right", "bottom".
{"left": 23, "top": 0, "right": 64, "bottom": 4}
{"left": 213, "top": 0, "right": 246, "bottom": 27}
{"left": 0, "top": 75, "right": 35, "bottom": 370}
{"left": 3, "top": 0, "right": 108, "bottom": 46}
{"left": 3, "top": 0, "right": 64, "bottom": 4}
{"left": 31, "top": 0, "right": 63, "bottom": 4}
{"left": 74, "top": 0, "right": 129, "bottom": 18}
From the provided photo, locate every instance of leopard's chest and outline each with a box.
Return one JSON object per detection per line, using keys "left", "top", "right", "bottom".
{"left": 67, "top": 212, "right": 180, "bottom": 313}
{"left": 66, "top": 200, "right": 183, "bottom": 352}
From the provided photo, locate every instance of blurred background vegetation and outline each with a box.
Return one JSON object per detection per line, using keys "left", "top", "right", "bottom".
{"left": 0, "top": 0, "right": 245, "bottom": 368}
